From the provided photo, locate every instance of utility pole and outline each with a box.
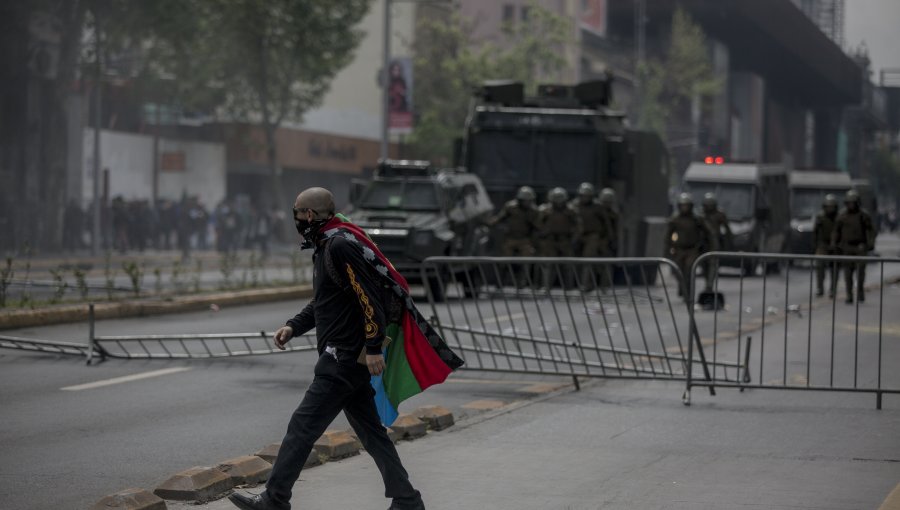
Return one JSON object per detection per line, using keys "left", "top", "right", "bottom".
{"left": 152, "top": 103, "right": 160, "bottom": 203}
{"left": 380, "top": 0, "right": 392, "bottom": 161}
{"left": 91, "top": 23, "right": 102, "bottom": 255}
{"left": 634, "top": 0, "right": 646, "bottom": 124}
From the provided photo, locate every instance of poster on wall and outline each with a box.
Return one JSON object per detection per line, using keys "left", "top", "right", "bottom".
{"left": 388, "top": 57, "right": 414, "bottom": 135}
{"left": 580, "top": 0, "right": 607, "bottom": 38}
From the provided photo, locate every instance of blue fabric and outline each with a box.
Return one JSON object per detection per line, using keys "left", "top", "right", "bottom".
{"left": 370, "top": 345, "right": 400, "bottom": 426}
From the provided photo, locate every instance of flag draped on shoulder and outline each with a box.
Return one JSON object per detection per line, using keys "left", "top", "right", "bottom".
{"left": 321, "top": 214, "right": 464, "bottom": 425}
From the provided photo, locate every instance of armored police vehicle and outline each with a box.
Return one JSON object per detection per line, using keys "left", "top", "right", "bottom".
{"left": 683, "top": 161, "right": 790, "bottom": 275}
{"left": 460, "top": 79, "right": 671, "bottom": 263}
{"left": 787, "top": 169, "right": 852, "bottom": 253}
{"left": 347, "top": 159, "right": 493, "bottom": 299}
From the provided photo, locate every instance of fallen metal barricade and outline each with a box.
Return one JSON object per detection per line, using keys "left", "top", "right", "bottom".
{"left": 421, "top": 256, "right": 744, "bottom": 387}
{"left": 686, "top": 251, "right": 900, "bottom": 409}
{"left": 86, "top": 306, "right": 316, "bottom": 363}
{"left": 0, "top": 334, "right": 94, "bottom": 357}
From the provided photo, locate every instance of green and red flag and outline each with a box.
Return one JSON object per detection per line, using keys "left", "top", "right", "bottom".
{"left": 322, "top": 214, "right": 464, "bottom": 425}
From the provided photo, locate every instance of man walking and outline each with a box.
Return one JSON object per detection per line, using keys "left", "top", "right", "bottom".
{"left": 228, "top": 187, "right": 442, "bottom": 510}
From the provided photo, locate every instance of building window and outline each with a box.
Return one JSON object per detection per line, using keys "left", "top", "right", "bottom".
{"left": 502, "top": 4, "right": 514, "bottom": 23}
{"left": 520, "top": 5, "right": 531, "bottom": 22}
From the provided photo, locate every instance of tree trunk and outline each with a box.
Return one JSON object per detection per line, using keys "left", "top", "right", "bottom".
{"left": 42, "top": 2, "right": 86, "bottom": 251}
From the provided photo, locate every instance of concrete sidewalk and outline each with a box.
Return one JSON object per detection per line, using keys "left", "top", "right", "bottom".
{"left": 172, "top": 380, "right": 900, "bottom": 510}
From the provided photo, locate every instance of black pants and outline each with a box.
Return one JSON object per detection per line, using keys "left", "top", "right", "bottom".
{"left": 266, "top": 352, "right": 422, "bottom": 509}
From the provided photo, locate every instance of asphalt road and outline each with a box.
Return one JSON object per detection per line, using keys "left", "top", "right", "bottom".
{"left": 0, "top": 299, "right": 569, "bottom": 510}
{"left": 1, "top": 234, "right": 898, "bottom": 509}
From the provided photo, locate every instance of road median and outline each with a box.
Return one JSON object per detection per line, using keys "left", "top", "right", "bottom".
{"left": 0, "top": 285, "right": 312, "bottom": 330}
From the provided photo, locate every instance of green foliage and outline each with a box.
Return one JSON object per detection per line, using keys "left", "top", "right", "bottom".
{"left": 104, "top": 251, "right": 116, "bottom": 301}
{"left": 170, "top": 259, "right": 185, "bottom": 293}
{"left": 19, "top": 244, "right": 33, "bottom": 308}
{"left": 49, "top": 268, "right": 69, "bottom": 304}
{"left": 219, "top": 253, "right": 237, "bottom": 290}
{"left": 409, "top": 2, "right": 572, "bottom": 163}
{"left": 0, "top": 258, "right": 14, "bottom": 308}
{"left": 635, "top": 7, "right": 722, "bottom": 139}
{"left": 122, "top": 261, "right": 144, "bottom": 297}
{"left": 72, "top": 267, "right": 90, "bottom": 300}
{"left": 192, "top": 259, "right": 203, "bottom": 293}
{"left": 290, "top": 249, "right": 304, "bottom": 284}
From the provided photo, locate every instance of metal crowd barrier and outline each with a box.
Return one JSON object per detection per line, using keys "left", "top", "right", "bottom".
{"left": 686, "top": 251, "right": 900, "bottom": 409}
{"left": 420, "top": 256, "right": 745, "bottom": 387}
{"left": 0, "top": 334, "right": 95, "bottom": 357}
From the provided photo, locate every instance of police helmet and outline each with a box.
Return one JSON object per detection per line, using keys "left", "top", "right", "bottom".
{"left": 702, "top": 192, "right": 717, "bottom": 208}
{"left": 599, "top": 188, "right": 616, "bottom": 206}
{"left": 844, "top": 189, "right": 860, "bottom": 204}
{"left": 548, "top": 187, "right": 569, "bottom": 205}
{"left": 516, "top": 186, "right": 536, "bottom": 202}
{"left": 677, "top": 192, "right": 694, "bottom": 206}
{"left": 577, "top": 182, "right": 595, "bottom": 197}
{"left": 823, "top": 194, "right": 838, "bottom": 207}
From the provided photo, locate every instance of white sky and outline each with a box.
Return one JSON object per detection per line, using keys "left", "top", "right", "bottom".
{"left": 844, "top": 0, "right": 900, "bottom": 83}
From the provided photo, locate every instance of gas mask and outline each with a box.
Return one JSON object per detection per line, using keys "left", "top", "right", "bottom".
{"left": 294, "top": 208, "right": 330, "bottom": 250}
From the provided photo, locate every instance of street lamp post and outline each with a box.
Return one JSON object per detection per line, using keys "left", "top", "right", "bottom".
{"left": 380, "top": 0, "right": 392, "bottom": 161}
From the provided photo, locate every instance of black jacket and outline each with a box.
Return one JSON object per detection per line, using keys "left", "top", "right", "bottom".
{"left": 286, "top": 235, "right": 387, "bottom": 356}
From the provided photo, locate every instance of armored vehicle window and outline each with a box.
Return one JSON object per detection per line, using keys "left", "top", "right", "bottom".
{"left": 469, "top": 131, "right": 598, "bottom": 189}
{"left": 685, "top": 182, "right": 755, "bottom": 220}
{"left": 791, "top": 188, "right": 837, "bottom": 219}
{"left": 360, "top": 180, "right": 440, "bottom": 211}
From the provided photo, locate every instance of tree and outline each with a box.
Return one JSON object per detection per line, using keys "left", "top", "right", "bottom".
{"left": 135, "top": 0, "right": 372, "bottom": 208}
{"left": 409, "top": 2, "right": 572, "bottom": 163}
{"left": 635, "top": 6, "right": 721, "bottom": 142}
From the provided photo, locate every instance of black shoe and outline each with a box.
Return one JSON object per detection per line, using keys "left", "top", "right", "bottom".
{"left": 858, "top": 293, "right": 865, "bottom": 303}
{"left": 845, "top": 296, "right": 854, "bottom": 304}
{"left": 389, "top": 491, "right": 425, "bottom": 510}
{"left": 228, "top": 492, "right": 288, "bottom": 510}
{"left": 816, "top": 289, "right": 824, "bottom": 297}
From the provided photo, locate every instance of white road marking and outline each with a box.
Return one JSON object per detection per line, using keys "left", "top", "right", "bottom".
{"left": 61, "top": 367, "right": 192, "bottom": 391}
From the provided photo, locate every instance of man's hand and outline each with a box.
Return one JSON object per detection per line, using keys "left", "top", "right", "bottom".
{"left": 274, "top": 326, "right": 293, "bottom": 350}
{"left": 366, "top": 353, "right": 386, "bottom": 376}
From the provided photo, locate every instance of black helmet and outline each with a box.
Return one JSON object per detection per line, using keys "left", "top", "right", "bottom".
{"left": 823, "top": 194, "right": 838, "bottom": 208}
{"left": 577, "top": 182, "right": 595, "bottom": 197}
{"left": 677, "top": 192, "right": 694, "bottom": 206}
{"left": 844, "top": 189, "right": 860, "bottom": 204}
{"left": 702, "top": 193, "right": 717, "bottom": 208}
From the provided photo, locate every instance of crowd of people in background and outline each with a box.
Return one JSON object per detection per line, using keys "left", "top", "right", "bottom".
{"left": 61, "top": 195, "right": 288, "bottom": 258}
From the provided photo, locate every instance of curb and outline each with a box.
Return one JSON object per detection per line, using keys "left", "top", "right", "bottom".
{"left": 0, "top": 285, "right": 312, "bottom": 330}
{"left": 95, "top": 405, "right": 458, "bottom": 507}
{"left": 95, "top": 381, "right": 587, "bottom": 508}
{"left": 881, "top": 481, "right": 900, "bottom": 510}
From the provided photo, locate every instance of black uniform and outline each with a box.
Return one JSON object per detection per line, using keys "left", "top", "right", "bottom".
{"left": 267, "top": 234, "right": 422, "bottom": 509}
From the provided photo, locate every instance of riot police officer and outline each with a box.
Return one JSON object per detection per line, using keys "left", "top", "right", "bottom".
{"left": 813, "top": 194, "right": 839, "bottom": 297}
{"left": 701, "top": 193, "right": 732, "bottom": 292}
{"left": 538, "top": 187, "right": 580, "bottom": 287}
{"left": 571, "top": 183, "right": 615, "bottom": 258}
{"left": 490, "top": 186, "right": 539, "bottom": 257}
{"left": 666, "top": 193, "right": 716, "bottom": 298}
{"left": 598, "top": 188, "right": 619, "bottom": 256}
{"left": 831, "top": 190, "right": 876, "bottom": 303}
